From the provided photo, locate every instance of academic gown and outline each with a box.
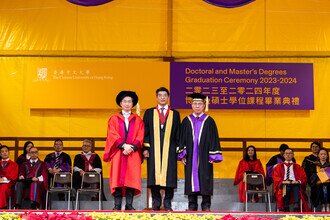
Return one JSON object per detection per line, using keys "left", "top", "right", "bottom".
{"left": 16, "top": 154, "right": 28, "bottom": 168}
{"left": 309, "top": 162, "right": 330, "bottom": 206}
{"left": 234, "top": 159, "right": 265, "bottom": 202}
{"left": 104, "top": 112, "right": 144, "bottom": 196}
{"left": 143, "top": 107, "right": 180, "bottom": 188}
{"left": 44, "top": 152, "right": 72, "bottom": 187}
{"left": 17, "top": 160, "right": 48, "bottom": 208}
{"left": 301, "top": 154, "right": 318, "bottom": 207}
{"left": 266, "top": 154, "right": 296, "bottom": 185}
{"left": 0, "top": 160, "right": 18, "bottom": 208}
{"left": 73, "top": 153, "right": 102, "bottom": 189}
{"left": 273, "top": 162, "right": 310, "bottom": 211}
{"left": 178, "top": 114, "right": 223, "bottom": 196}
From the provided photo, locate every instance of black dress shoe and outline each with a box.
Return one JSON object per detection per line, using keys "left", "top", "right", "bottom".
{"left": 164, "top": 207, "right": 173, "bottom": 211}
{"left": 186, "top": 208, "right": 197, "bottom": 211}
{"left": 202, "top": 207, "right": 211, "bottom": 211}
{"left": 125, "top": 205, "right": 135, "bottom": 210}
{"left": 30, "top": 202, "right": 38, "bottom": 209}
{"left": 293, "top": 208, "right": 300, "bottom": 212}
{"left": 113, "top": 205, "right": 121, "bottom": 210}
{"left": 14, "top": 204, "right": 21, "bottom": 209}
{"left": 152, "top": 207, "right": 160, "bottom": 211}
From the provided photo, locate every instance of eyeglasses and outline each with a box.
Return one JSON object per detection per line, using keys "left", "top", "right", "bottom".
{"left": 30, "top": 151, "right": 38, "bottom": 154}
{"left": 82, "top": 145, "right": 92, "bottom": 147}
{"left": 121, "top": 100, "right": 133, "bottom": 104}
{"left": 192, "top": 101, "right": 204, "bottom": 106}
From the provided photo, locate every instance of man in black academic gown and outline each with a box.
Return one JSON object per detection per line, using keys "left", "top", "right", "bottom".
{"left": 73, "top": 139, "right": 103, "bottom": 200}
{"left": 143, "top": 87, "right": 181, "bottom": 211}
{"left": 177, "top": 93, "right": 223, "bottom": 211}
{"left": 44, "top": 139, "right": 72, "bottom": 200}
{"left": 301, "top": 141, "right": 321, "bottom": 210}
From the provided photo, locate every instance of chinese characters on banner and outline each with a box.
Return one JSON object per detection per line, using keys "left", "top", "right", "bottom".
{"left": 170, "top": 62, "right": 314, "bottom": 110}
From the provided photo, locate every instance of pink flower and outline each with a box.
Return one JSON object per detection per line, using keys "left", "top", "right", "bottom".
{"left": 222, "top": 214, "right": 238, "bottom": 220}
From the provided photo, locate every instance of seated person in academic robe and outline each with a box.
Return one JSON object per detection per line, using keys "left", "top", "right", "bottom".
{"left": 309, "top": 147, "right": 330, "bottom": 212}
{"left": 234, "top": 145, "right": 265, "bottom": 203}
{"left": 301, "top": 141, "right": 321, "bottom": 210}
{"left": 73, "top": 139, "right": 103, "bottom": 199}
{"left": 15, "top": 147, "right": 48, "bottom": 209}
{"left": 273, "top": 148, "right": 310, "bottom": 212}
{"left": 16, "top": 141, "right": 34, "bottom": 168}
{"left": 44, "top": 139, "right": 72, "bottom": 200}
{"left": 0, "top": 145, "right": 18, "bottom": 209}
{"left": 266, "top": 143, "right": 296, "bottom": 186}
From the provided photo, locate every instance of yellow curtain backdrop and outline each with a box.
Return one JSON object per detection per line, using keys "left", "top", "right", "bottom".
{"left": 1, "top": 0, "right": 330, "bottom": 178}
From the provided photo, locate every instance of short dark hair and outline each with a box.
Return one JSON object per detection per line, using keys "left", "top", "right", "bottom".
{"left": 279, "top": 143, "right": 289, "bottom": 152}
{"left": 54, "top": 139, "right": 63, "bottom": 145}
{"left": 284, "top": 148, "right": 294, "bottom": 153}
{"left": 310, "top": 141, "right": 321, "bottom": 148}
{"left": 156, "top": 87, "right": 170, "bottom": 96}
{"left": 0, "top": 145, "right": 9, "bottom": 151}
{"left": 318, "top": 147, "right": 329, "bottom": 162}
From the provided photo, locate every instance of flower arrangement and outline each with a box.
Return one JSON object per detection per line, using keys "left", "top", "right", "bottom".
{"left": 0, "top": 213, "right": 20, "bottom": 220}
{"left": 19, "top": 212, "right": 92, "bottom": 220}
{"left": 0, "top": 212, "right": 329, "bottom": 220}
{"left": 87, "top": 212, "right": 221, "bottom": 220}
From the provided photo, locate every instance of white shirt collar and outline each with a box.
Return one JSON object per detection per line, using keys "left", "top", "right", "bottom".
{"left": 122, "top": 110, "right": 131, "bottom": 117}
{"left": 193, "top": 112, "right": 204, "bottom": 118}
{"left": 82, "top": 151, "right": 93, "bottom": 155}
{"left": 2, "top": 158, "right": 9, "bottom": 162}
{"left": 30, "top": 159, "right": 38, "bottom": 163}
{"left": 157, "top": 104, "right": 168, "bottom": 111}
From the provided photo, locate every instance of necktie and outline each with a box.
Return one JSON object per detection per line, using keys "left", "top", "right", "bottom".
{"left": 160, "top": 107, "right": 165, "bottom": 119}
{"left": 1, "top": 161, "right": 6, "bottom": 168}
{"left": 31, "top": 161, "right": 36, "bottom": 167}
{"left": 124, "top": 113, "right": 130, "bottom": 130}
{"left": 54, "top": 153, "right": 60, "bottom": 168}
{"left": 285, "top": 163, "right": 291, "bottom": 180}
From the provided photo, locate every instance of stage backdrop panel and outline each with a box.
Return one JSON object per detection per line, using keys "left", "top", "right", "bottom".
{"left": 170, "top": 62, "right": 314, "bottom": 110}
{"left": 26, "top": 61, "right": 169, "bottom": 109}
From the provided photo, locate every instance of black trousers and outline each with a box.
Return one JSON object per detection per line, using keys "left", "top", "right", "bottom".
{"left": 113, "top": 187, "right": 135, "bottom": 207}
{"left": 150, "top": 185, "right": 174, "bottom": 210}
{"left": 283, "top": 184, "right": 300, "bottom": 211}
{"left": 188, "top": 193, "right": 211, "bottom": 211}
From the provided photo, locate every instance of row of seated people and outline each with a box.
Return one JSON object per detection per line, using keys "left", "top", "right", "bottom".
{"left": 1, "top": 140, "right": 329, "bottom": 211}
{"left": 0, "top": 139, "right": 103, "bottom": 209}
{"left": 234, "top": 142, "right": 330, "bottom": 212}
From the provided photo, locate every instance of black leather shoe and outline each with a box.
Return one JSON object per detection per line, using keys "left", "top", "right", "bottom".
{"left": 164, "top": 207, "right": 173, "bottom": 211}
{"left": 125, "top": 205, "right": 135, "bottom": 210}
{"left": 293, "top": 208, "right": 300, "bottom": 212}
{"left": 113, "top": 205, "right": 121, "bottom": 210}
{"left": 186, "top": 208, "right": 197, "bottom": 211}
{"left": 202, "top": 207, "right": 211, "bottom": 211}
{"left": 30, "top": 202, "right": 38, "bottom": 209}
{"left": 14, "top": 204, "right": 21, "bottom": 209}
{"left": 152, "top": 206, "right": 160, "bottom": 211}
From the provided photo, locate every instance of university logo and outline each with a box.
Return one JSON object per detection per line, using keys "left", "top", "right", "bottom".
{"left": 36, "top": 68, "right": 48, "bottom": 81}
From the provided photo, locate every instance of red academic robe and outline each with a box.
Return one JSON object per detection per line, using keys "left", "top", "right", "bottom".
{"left": 18, "top": 160, "right": 48, "bottom": 208}
{"left": 273, "top": 162, "right": 310, "bottom": 211}
{"left": 104, "top": 113, "right": 144, "bottom": 196}
{"left": 234, "top": 159, "right": 265, "bottom": 202}
{"left": 0, "top": 160, "right": 18, "bottom": 208}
